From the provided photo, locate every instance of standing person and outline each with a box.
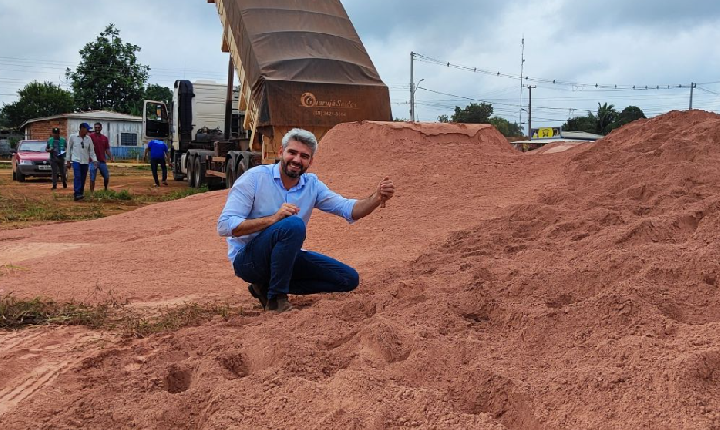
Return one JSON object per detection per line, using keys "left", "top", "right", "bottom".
{"left": 143, "top": 139, "right": 171, "bottom": 187}
{"left": 46, "top": 127, "right": 67, "bottom": 190}
{"left": 67, "top": 123, "right": 97, "bottom": 201}
{"left": 89, "top": 122, "right": 113, "bottom": 192}
{"left": 217, "top": 128, "right": 395, "bottom": 313}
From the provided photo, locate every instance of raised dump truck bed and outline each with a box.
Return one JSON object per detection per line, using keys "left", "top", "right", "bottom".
{"left": 209, "top": 0, "right": 392, "bottom": 163}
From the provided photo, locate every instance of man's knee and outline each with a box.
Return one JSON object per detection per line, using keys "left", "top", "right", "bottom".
{"left": 341, "top": 267, "right": 360, "bottom": 292}
{"left": 276, "top": 216, "right": 306, "bottom": 240}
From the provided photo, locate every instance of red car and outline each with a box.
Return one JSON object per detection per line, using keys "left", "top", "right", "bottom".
{"left": 12, "top": 140, "right": 53, "bottom": 182}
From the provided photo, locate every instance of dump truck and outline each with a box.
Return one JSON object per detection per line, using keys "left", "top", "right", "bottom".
{"left": 142, "top": 0, "right": 392, "bottom": 189}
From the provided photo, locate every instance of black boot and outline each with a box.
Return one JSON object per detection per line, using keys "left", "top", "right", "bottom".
{"left": 247, "top": 283, "right": 269, "bottom": 309}
{"left": 265, "top": 294, "right": 293, "bottom": 313}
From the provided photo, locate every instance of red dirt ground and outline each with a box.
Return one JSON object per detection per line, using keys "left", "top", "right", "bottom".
{"left": 1, "top": 113, "right": 720, "bottom": 429}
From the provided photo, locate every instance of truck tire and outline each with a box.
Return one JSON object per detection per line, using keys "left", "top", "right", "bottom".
{"left": 17, "top": 170, "right": 25, "bottom": 182}
{"left": 236, "top": 157, "right": 248, "bottom": 178}
{"left": 225, "top": 162, "right": 235, "bottom": 189}
{"left": 187, "top": 157, "right": 196, "bottom": 188}
{"left": 12, "top": 169, "right": 16, "bottom": 181}
{"left": 172, "top": 153, "right": 184, "bottom": 181}
{"left": 194, "top": 157, "right": 206, "bottom": 188}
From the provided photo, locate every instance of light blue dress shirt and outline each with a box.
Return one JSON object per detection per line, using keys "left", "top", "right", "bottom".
{"left": 217, "top": 164, "right": 357, "bottom": 262}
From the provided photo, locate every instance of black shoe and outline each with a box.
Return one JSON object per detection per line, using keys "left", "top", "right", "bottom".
{"left": 74, "top": 195, "right": 84, "bottom": 202}
{"left": 247, "top": 283, "right": 269, "bottom": 308}
{"left": 265, "top": 294, "right": 293, "bottom": 313}
{"left": 62, "top": 183, "right": 67, "bottom": 189}
{"left": 51, "top": 186, "right": 57, "bottom": 190}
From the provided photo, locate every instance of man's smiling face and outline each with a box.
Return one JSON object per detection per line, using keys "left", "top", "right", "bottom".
{"left": 280, "top": 140, "right": 313, "bottom": 179}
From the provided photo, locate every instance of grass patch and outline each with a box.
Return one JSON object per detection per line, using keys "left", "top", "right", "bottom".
{"left": 0, "top": 293, "right": 243, "bottom": 337}
{"left": 91, "top": 189, "right": 133, "bottom": 201}
{"left": 120, "top": 302, "right": 237, "bottom": 338}
{"left": 0, "top": 294, "right": 112, "bottom": 329}
{"left": 0, "top": 195, "right": 105, "bottom": 224}
{"left": 156, "top": 186, "right": 208, "bottom": 202}
{"left": 0, "top": 198, "right": 71, "bottom": 222}
{"left": 89, "top": 186, "right": 207, "bottom": 204}
{"left": 0, "top": 163, "right": 11, "bottom": 169}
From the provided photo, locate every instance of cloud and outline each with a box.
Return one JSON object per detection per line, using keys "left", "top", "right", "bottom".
{"left": 558, "top": 0, "right": 720, "bottom": 31}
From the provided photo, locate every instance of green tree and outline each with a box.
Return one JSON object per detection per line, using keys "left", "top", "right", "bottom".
{"left": 0, "top": 81, "right": 74, "bottom": 128}
{"left": 561, "top": 111, "right": 597, "bottom": 134}
{"left": 451, "top": 102, "right": 494, "bottom": 124}
{"left": 130, "top": 84, "right": 173, "bottom": 116}
{"left": 596, "top": 102, "right": 618, "bottom": 134}
{"left": 144, "top": 84, "right": 173, "bottom": 106}
{"left": 489, "top": 116, "right": 523, "bottom": 137}
{"left": 611, "top": 105, "right": 645, "bottom": 131}
{"left": 66, "top": 24, "right": 149, "bottom": 114}
{"left": 437, "top": 114, "right": 449, "bottom": 123}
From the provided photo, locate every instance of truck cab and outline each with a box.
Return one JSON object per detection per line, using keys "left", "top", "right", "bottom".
{"left": 142, "top": 80, "right": 256, "bottom": 189}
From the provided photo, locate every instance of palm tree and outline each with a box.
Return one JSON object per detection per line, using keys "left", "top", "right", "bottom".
{"left": 596, "top": 102, "right": 618, "bottom": 135}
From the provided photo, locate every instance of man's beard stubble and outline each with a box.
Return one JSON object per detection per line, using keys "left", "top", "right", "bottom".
{"left": 281, "top": 159, "right": 307, "bottom": 178}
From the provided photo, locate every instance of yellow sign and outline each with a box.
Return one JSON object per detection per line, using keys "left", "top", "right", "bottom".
{"left": 531, "top": 127, "right": 561, "bottom": 139}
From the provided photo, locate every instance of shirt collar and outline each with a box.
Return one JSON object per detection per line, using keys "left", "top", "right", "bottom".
{"left": 272, "top": 163, "right": 306, "bottom": 190}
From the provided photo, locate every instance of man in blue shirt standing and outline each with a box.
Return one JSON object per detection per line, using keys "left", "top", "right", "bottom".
{"left": 143, "top": 139, "right": 171, "bottom": 187}
{"left": 217, "top": 128, "right": 394, "bottom": 313}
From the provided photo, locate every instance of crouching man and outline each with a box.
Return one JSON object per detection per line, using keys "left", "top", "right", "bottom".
{"left": 217, "top": 128, "right": 394, "bottom": 313}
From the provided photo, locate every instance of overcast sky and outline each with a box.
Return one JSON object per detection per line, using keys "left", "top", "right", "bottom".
{"left": 1, "top": 0, "right": 719, "bottom": 129}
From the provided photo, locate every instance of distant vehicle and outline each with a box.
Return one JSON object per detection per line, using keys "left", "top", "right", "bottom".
{"left": 0, "top": 140, "right": 13, "bottom": 158}
{"left": 12, "top": 140, "right": 52, "bottom": 182}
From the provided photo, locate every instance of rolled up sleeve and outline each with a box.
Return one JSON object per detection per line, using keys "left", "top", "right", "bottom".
{"left": 314, "top": 180, "right": 357, "bottom": 224}
{"left": 217, "top": 172, "right": 256, "bottom": 236}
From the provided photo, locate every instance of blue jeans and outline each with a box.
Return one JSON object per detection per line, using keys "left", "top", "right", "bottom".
{"left": 89, "top": 161, "right": 109, "bottom": 182}
{"left": 72, "top": 162, "right": 89, "bottom": 199}
{"left": 150, "top": 157, "right": 167, "bottom": 185}
{"left": 233, "top": 216, "right": 359, "bottom": 299}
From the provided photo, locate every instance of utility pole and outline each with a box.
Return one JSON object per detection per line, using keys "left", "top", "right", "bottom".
{"left": 519, "top": 36, "right": 525, "bottom": 126}
{"left": 527, "top": 85, "right": 536, "bottom": 139}
{"left": 410, "top": 51, "right": 415, "bottom": 122}
{"left": 689, "top": 82, "right": 696, "bottom": 110}
{"left": 224, "top": 57, "right": 235, "bottom": 140}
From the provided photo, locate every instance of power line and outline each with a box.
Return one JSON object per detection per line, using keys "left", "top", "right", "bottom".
{"left": 414, "top": 52, "right": 694, "bottom": 91}
{"left": 698, "top": 86, "right": 720, "bottom": 96}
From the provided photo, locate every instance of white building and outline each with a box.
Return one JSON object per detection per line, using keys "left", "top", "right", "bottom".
{"left": 21, "top": 111, "right": 142, "bottom": 147}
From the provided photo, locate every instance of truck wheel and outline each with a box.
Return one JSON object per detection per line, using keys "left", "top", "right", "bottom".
{"left": 225, "top": 162, "right": 235, "bottom": 189}
{"left": 194, "top": 157, "right": 206, "bottom": 187}
{"left": 12, "top": 170, "right": 16, "bottom": 181}
{"left": 187, "top": 157, "right": 196, "bottom": 188}
{"left": 236, "top": 159, "right": 248, "bottom": 178}
{"left": 17, "top": 170, "right": 25, "bottom": 182}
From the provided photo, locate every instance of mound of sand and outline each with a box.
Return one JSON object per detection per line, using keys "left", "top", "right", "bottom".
{"left": 2, "top": 114, "right": 720, "bottom": 429}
